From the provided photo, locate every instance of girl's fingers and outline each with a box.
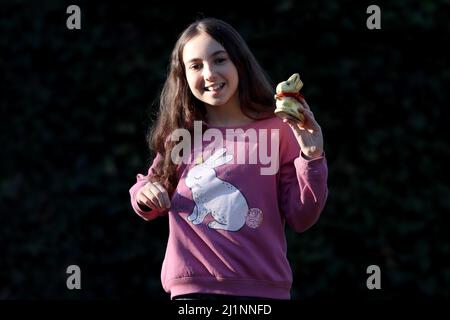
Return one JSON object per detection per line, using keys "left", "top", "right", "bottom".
{"left": 297, "top": 103, "right": 308, "bottom": 115}
{"left": 283, "top": 118, "right": 303, "bottom": 135}
{"left": 302, "top": 109, "right": 321, "bottom": 131}
{"left": 153, "top": 182, "right": 171, "bottom": 209}
{"left": 146, "top": 182, "right": 167, "bottom": 209}
{"left": 299, "top": 97, "right": 311, "bottom": 110}
{"left": 284, "top": 109, "right": 320, "bottom": 132}
{"left": 303, "top": 109, "right": 315, "bottom": 120}
{"left": 137, "top": 188, "right": 158, "bottom": 210}
{"left": 142, "top": 195, "right": 158, "bottom": 210}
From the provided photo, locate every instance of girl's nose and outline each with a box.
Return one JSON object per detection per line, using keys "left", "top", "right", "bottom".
{"left": 202, "top": 64, "right": 217, "bottom": 81}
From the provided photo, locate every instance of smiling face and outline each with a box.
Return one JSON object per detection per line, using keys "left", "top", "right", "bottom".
{"left": 182, "top": 33, "right": 239, "bottom": 109}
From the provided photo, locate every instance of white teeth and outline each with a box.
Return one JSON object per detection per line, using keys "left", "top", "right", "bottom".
{"left": 205, "top": 83, "right": 224, "bottom": 91}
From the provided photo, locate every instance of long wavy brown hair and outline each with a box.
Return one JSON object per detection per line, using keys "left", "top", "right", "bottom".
{"left": 148, "top": 17, "right": 276, "bottom": 198}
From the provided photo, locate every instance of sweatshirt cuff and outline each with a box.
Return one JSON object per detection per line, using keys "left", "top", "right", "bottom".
{"left": 294, "top": 151, "right": 326, "bottom": 173}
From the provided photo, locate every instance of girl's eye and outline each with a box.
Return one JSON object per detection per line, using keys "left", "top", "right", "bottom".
{"left": 190, "top": 64, "right": 201, "bottom": 70}
{"left": 215, "top": 58, "right": 226, "bottom": 64}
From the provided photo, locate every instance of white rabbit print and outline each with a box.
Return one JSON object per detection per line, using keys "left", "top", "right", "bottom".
{"left": 185, "top": 148, "right": 263, "bottom": 231}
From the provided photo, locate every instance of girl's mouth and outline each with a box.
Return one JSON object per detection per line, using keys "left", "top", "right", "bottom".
{"left": 204, "top": 83, "right": 225, "bottom": 93}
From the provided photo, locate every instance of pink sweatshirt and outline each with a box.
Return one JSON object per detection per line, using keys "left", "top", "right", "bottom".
{"left": 129, "top": 116, "right": 328, "bottom": 299}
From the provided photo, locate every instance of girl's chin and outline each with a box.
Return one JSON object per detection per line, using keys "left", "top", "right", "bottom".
{"left": 202, "top": 95, "right": 229, "bottom": 105}
{"left": 205, "top": 99, "right": 230, "bottom": 107}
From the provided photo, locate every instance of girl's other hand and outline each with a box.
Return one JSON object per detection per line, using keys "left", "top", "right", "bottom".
{"left": 136, "top": 181, "right": 171, "bottom": 211}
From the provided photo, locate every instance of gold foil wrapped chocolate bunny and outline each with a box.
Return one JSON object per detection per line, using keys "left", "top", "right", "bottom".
{"left": 274, "top": 73, "right": 305, "bottom": 122}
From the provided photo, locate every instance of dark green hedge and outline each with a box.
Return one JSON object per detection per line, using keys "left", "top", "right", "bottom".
{"left": 1, "top": 0, "right": 448, "bottom": 299}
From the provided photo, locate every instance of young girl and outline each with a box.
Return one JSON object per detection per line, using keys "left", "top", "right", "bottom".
{"left": 129, "top": 18, "right": 328, "bottom": 300}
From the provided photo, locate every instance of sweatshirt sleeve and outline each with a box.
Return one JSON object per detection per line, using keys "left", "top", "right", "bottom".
{"left": 278, "top": 124, "right": 329, "bottom": 233}
{"left": 129, "top": 152, "right": 164, "bottom": 221}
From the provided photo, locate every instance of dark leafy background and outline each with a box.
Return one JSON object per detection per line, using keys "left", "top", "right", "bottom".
{"left": 1, "top": 0, "right": 448, "bottom": 300}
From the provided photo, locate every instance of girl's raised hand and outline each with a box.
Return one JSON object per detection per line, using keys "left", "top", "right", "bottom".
{"left": 283, "top": 98, "right": 324, "bottom": 159}
{"left": 136, "top": 181, "right": 171, "bottom": 211}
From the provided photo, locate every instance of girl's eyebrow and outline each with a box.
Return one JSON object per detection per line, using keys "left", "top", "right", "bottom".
{"left": 185, "top": 50, "right": 227, "bottom": 64}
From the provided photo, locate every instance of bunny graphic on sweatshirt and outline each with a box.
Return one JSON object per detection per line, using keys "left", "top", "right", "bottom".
{"left": 185, "top": 148, "right": 263, "bottom": 231}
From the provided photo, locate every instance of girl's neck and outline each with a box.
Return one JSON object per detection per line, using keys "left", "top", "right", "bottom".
{"left": 205, "top": 106, "right": 255, "bottom": 127}
{"left": 204, "top": 94, "right": 255, "bottom": 127}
